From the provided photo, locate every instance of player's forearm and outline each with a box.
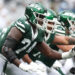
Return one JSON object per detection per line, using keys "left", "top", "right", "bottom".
{"left": 47, "top": 49, "right": 62, "bottom": 59}
{"left": 37, "top": 42, "right": 62, "bottom": 59}
{"left": 37, "top": 41, "right": 75, "bottom": 60}
{"left": 53, "top": 35, "right": 69, "bottom": 45}
{"left": 61, "top": 36, "right": 75, "bottom": 45}
{"left": 22, "top": 54, "right": 32, "bottom": 64}
{"left": 53, "top": 35, "right": 75, "bottom": 45}
{"left": 57, "top": 45, "right": 74, "bottom": 52}
{"left": 47, "top": 48, "right": 75, "bottom": 59}
{"left": 39, "top": 46, "right": 75, "bottom": 60}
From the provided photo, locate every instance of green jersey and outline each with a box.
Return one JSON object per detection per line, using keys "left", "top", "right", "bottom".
{"left": 28, "top": 32, "right": 56, "bottom": 61}
{"left": 28, "top": 25, "right": 66, "bottom": 67}
{"left": 39, "top": 25, "right": 67, "bottom": 67}
{"left": 39, "top": 33, "right": 59, "bottom": 67}
{"left": 0, "top": 17, "right": 45, "bottom": 59}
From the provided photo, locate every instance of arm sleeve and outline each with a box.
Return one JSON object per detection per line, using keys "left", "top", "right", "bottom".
{"left": 2, "top": 36, "right": 19, "bottom": 63}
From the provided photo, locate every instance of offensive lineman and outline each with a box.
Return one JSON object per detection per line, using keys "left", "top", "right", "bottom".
{"left": 16, "top": 10, "right": 75, "bottom": 75}
{"left": 0, "top": 3, "right": 75, "bottom": 75}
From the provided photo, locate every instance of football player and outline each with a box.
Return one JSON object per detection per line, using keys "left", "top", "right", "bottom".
{"left": 0, "top": 3, "right": 62, "bottom": 74}
{"left": 56, "top": 11, "right": 75, "bottom": 52}
{"left": 18, "top": 10, "right": 75, "bottom": 75}
{"left": 0, "top": 3, "right": 75, "bottom": 75}
{"left": 55, "top": 11, "right": 75, "bottom": 75}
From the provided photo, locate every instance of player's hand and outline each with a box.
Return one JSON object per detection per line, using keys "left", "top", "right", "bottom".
{"left": 52, "top": 61, "right": 62, "bottom": 68}
{"left": 69, "top": 47, "right": 75, "bottom": 56}
{"left": 30, "top": 61, "right": 46, "bottom": 72}
{"left": 35, "top": 60, "right": 47, "bottom": 72}
{"left": 62, "top": 47, "right": 75, "bottom": 59}
{"left": 30, "top": 62, "right": 40, "bottom": 72}
{"left": 19, "top": 62, "right": 32, "bottom": 72}
{"left": 66, "top": 46, "right": 75, "bottom": 58}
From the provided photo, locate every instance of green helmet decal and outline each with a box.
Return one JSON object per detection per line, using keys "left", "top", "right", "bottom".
{"left": 25, "top": 3, "right": 47, "bottom": 29}
{"left": 44, "top": 9, "right": 60, "bottom": 33}
{"left": 58, "top": 11, "right": 75, "bottom": 29}
{"left": 45, "top": 9, "right": 57, "bottom": 20}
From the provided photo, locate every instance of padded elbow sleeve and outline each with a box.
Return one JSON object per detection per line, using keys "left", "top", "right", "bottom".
{"left": 2, "top": 36, "right": 19, "bottom": 63}
{"left": 2, "top": 47, "right": 17, "bottom": 63}
{"left": 4, "top": 36, "right": 19, "bottom": 50}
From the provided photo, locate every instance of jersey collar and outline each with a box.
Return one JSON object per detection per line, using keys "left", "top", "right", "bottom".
{"left": 45, "top": 33, "right": 50, "bottom": 42}
{"left": 31, "top": 27, "right": 38, "bottom": 40}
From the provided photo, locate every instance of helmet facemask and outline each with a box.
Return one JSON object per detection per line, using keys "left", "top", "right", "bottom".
{"left": 67, "top": 18, "right": 73, "bottom": 27}
{"left": 25, "top": 3, "right": 47, "bottom": 30}
{"left": 33, "top": 12, "right": 46, "bottom": 30}
{"left": 69, "top": 20, "right": 75, "bottom": 32}
{"left": 45, "top": 18, "right": 60, "bottom": 33}
{"left": 68, "top": 17, "right": 75, "bottom": 32}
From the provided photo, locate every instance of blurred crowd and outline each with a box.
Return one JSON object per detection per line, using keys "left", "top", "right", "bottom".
{"left": 0, "top": 0, "right": 25, "bottom": 29}
{"left": 0, "top": 0, "right": 75, "bottom": 29}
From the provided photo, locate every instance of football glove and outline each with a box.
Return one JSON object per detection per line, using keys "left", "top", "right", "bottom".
{"left": 62, "top": 46, "right": 75, "bottom": 59}
{"left": 19, "top": 62, "right": 32, "bottom": 73}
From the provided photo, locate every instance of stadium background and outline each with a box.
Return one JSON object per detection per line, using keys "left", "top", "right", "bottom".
{"left": 0, "top": 0, "right": 75, "bottom": 29}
